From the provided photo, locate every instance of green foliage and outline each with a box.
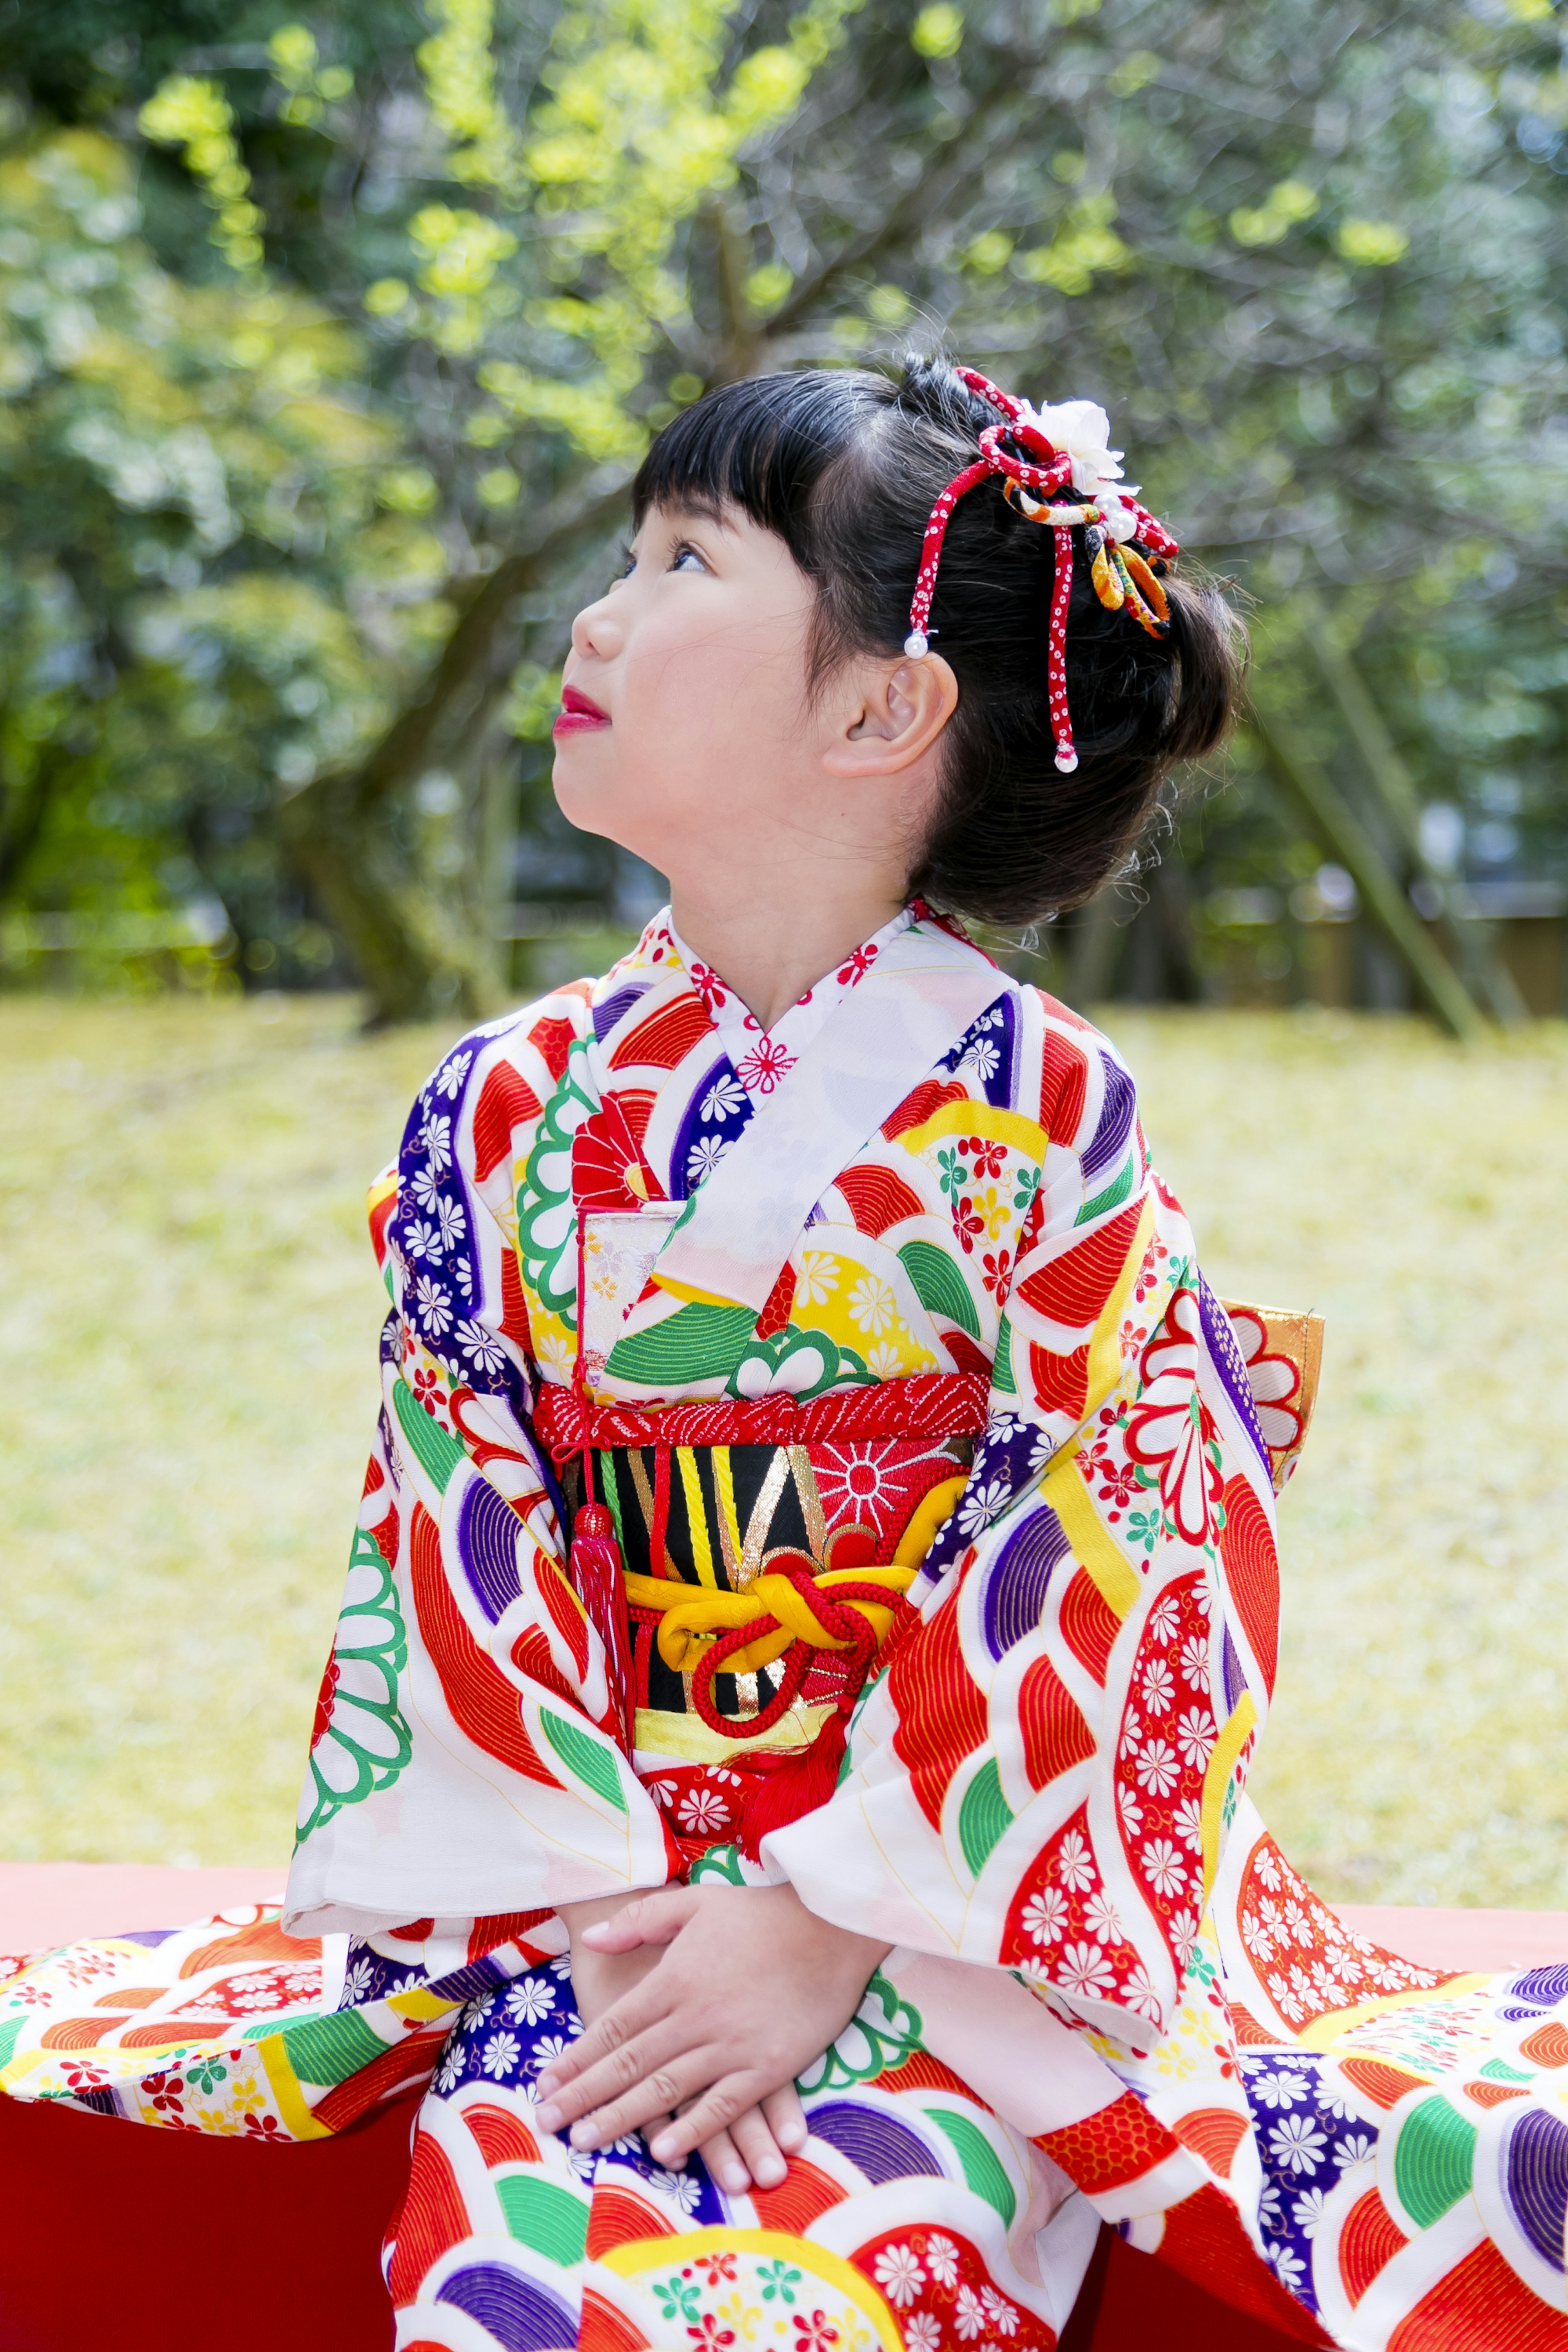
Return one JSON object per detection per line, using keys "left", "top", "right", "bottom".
{"left": 0, "top": 0, "right": 1565, "bottom": 1020}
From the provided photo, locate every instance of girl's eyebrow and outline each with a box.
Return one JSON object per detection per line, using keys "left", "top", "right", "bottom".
{"left": 661, "top": 496, "right": 733, "bottom": 534}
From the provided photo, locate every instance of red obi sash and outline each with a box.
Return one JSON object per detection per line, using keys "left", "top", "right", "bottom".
{"left": 531, "top": 1374, "right": 989, "bottom": 1860}
{"left": 530, "top": 1371, "right": 989, "bottom": 1465}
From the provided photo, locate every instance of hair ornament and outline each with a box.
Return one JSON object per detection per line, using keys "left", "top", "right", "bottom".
{"left": 904, "top": 366, "right": 1179, "bottom": 774}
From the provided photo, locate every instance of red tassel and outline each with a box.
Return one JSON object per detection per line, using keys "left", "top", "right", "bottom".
{"left": 570, "top": 1502, "right": 635, "bottom": 1753}
{"left": 734, "top": 1708, "right": 851, "bottom": 1862}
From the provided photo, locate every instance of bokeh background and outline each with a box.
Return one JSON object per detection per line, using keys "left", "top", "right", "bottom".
{"left": 3, "top": 0, "right": 1568, "bottom": 1903}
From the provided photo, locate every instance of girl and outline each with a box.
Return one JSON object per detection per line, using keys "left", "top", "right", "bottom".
{"left": 7, "top": 361, "right": 1568, "bottom": 2352}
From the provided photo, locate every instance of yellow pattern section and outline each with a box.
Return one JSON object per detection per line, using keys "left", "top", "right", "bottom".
{"left": 676, "top": 1448, "right": 719, "bottom": 1588}
{"left": 1200, "top": 1693, "right": 1258, "bottom": 1899}
{"left": 1042, "top": 1450, "right": 1140, "bottom": 1618}
{"left": 895, "top": 1099, "right": 1048, "bottom": 1161}
{"left": 1295, "top": 1974, "right": 1492, "bottom": 2053}
{"left": 257, "top": 2031, "right": 332, "bottom": 2141}
{"left": 598, "top": 2226, "right": 904, "bottom": 2350}
{"left": 713, "top": 1446, "right": 743, "bottom": 1574}
{"left": 894, "top": 1474, "right": 968, "bottom": 1566}
{"left": 1084, "top": 1194, "right": 1154, "bottom": 1414}
{"left": 633, "top": 1702, "right": 835, "bottom": 1762}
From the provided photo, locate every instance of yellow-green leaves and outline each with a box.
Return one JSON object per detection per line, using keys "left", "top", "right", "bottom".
{"left": 1016, "top": 193, "right": 1130, "bottom": 295}
{"left": 138, "top": 77, "right": 263, "bottom": 274}
{"left": 744, "top": 261, "right": 794, "bottom": 316}
{"left": 377, "top": 466, "right": 440, "bottom": 514}
{"left": 912, "top": 6, "right": 964, "bottom": 59}
{"left": 1107, "top": 50, "right": 1161, "bottom": 97}
{"left": 267, "top": 27, "right": 353, "bottom": 128}
{"left": 962, "top": 230, "right": 1013, "bottom": 275}
{"left": 1230, "top": 178, "right": 1319, "bottom": 248}
{"left": 401, "top": 0, "right": 862, "bottom": 466}
{"left": 409, "top": 205, "right": 519, "bottom": 354}
{"left": 417, "top": 0, "right": 526, "bottom": 196}
{"left": 1336, "top": 218, "right": 1410, "bottom": 266}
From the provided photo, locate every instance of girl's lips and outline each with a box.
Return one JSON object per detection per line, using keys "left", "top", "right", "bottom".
{"left": 554, "top": 683, "right": 610, "bottom": 735}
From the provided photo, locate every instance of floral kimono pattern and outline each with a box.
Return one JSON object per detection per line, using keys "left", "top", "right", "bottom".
{"left": 5, "top": 904, "right": 1568, "bottom": 2352}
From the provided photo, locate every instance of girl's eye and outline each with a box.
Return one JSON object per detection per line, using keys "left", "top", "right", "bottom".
{"left": 670, "top": 541, "right": 709, "bottom": 573}
{"left": 614, "top": 546, "right": 635, "bottom": 584}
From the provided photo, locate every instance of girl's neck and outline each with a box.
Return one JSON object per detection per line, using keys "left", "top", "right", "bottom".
{"left": 668, "top": 875, "right": 910, "bottom": 1032}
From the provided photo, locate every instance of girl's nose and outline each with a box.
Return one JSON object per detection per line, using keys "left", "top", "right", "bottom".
{"left": 570, "top": 589, "right": 623, "bottom": 664}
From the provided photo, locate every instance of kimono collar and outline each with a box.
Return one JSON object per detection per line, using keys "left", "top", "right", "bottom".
{"left": 661, "top": 900, "right": 927, "bottom": 1098}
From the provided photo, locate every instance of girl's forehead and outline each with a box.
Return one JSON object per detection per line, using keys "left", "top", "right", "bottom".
{"left": 638, "top": 495, "right": 739, "bottom": 536}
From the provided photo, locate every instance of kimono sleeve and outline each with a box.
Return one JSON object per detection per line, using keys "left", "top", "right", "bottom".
{"left": 766, "top": 1010, "right": 1280, "bottom": 2049}
{"left": 284, "top": 1001, "right": 678, "bottom": 1941}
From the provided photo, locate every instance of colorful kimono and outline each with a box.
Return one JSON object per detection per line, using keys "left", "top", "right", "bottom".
{"left": 8, "top": 901, "right": 1568, "bottom": 2352}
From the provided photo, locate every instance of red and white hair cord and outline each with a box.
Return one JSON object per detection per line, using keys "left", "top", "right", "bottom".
{"left": 903, "top": 366, "right": 1178, "bottom": 775}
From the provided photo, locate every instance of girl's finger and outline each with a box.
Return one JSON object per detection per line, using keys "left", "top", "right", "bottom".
{"left": 537, "top": 1985, "right": 677, "bottom": 2101}
{"left": 536, "top": 2017, "right": 690, "bottom": 2132}
{"left": 579, "top": 1888, "right": 697, "bottom": 1953}
{"left": 564, "top": 2047, "right": 731, "bottom": 2152}
{"left": 762, "top": 2082, "right": 808, "bottom": 2154}
{"left": 647, "top": 2073, "right": 770, "bottom": 2168}
{"left": 724, "top": 2103, "right": 789, "bottom": 2191}
{"left": 694, "top": 2122, "right": 751, "bottom": 2195}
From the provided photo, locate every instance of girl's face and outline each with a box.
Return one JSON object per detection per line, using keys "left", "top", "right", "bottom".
{"left": 552, "top": 498, "right": 822, "bottom": 881}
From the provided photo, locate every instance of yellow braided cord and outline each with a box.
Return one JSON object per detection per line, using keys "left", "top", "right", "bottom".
{"left": 624, "top": 1562, "right": 916, "bottom": 1675}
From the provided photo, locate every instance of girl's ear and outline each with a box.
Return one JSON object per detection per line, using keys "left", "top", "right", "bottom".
{"left": 822, "top": 653, "right": 959, "bottom": 778}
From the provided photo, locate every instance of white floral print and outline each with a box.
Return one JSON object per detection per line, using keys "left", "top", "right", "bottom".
{"left": 871, "top": 2245, "right": 925, "bottom": 2307}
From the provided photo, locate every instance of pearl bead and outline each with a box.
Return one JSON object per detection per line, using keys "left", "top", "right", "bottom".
{"left": 904, "top": 630, "right": 930, "bottom": 659}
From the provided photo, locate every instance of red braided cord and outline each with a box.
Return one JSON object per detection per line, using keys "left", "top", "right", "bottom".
{"left": 679, "top": 1561, "right": 918, "bottom": 1741}
{"left": 904, "top": 365, "right": 1180, "bottom": 777}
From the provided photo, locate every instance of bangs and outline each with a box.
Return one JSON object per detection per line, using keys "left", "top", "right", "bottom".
{"left": 631, "top": 369, "right": 891, "bottom": 567}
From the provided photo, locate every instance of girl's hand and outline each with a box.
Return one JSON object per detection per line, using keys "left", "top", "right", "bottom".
{"left": 557, "top": 1890, "right": 806, "bottom": 2193}
{"left": 539, "top": 1882, "right": 891, "bottom": 2174}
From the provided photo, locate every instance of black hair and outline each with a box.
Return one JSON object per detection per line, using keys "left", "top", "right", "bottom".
{"left": 631, "top": 358, "right": 1244, "bottom": 926}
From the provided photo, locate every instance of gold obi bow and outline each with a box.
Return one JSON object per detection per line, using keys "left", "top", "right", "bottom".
{"left": 622, "top": 1562, "right": 916, "bottom": 1679}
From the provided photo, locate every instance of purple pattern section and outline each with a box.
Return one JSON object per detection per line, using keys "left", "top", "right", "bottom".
{"left": 1082, "top": 1054, "right": 1136, "bottom": 1181}
{"left": 1506, "top": 2106, "right": 1568, "bottom": 2272}
{"left": 981, "top": 1506, "right": 1071, "bottom": 1660}
{"left": 388, "top": 1027, "right": 499, "bottom": 1389}
{"left": 436, "top": 2267, "right": 578, "bottom": 2351}
{"left": 667, "top": 1049, "right": 753, "bottom": 1200}
{"left": 920, "top": 1410, "right": 1054, "bottom": 1589}
{"left": 806, "top": 2100, "right": 943, "bottom": 2183}
{"left": 1239, "top": 2051, "right": 1365, "bottom": 2315}
{"left": 942, "top": 991, "right": 1016, "bottom": 1107}
{"left": 1198, "top": 1274, "right": 1272, "bottom": 1482}
{"left": 592, "top": 981, "right": 650, "bottom": 1042}
{"left": 458, "top": 1474, "right": 526, "bottom": 1624}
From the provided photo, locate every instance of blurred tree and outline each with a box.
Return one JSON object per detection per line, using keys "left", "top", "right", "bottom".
{"left": 0, "top": 0, "right": 1564, "bottom": 1019}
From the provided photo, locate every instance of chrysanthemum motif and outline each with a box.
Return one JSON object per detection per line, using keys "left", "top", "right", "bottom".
{"left": 1056, "top": 1940, "right": 1115, "bottom": 1998}
{"left": 1135, "top": 1738, "right": 1180, "bottom": 1797}
{"left": 504, "top": 1976, "right": 556, "bottom": 2027}
{"left": 923, "top": 2236, "right": 960, "bottom": 2290}
{"left": 871, "top": 2245, "right": 925, "bottom": 2307}
{"left": 1267, "top": 2112, "right": 1328, "bottom": 2175}
{"left": 1140, "top": 1839, "right": 1188, "bottom": 1901}
{"left": 1022, "top": 1887, "right": 1067, "bottom": 1946}
{"left": 953, "top": 2285, "right": 989, "bottom": 2341}
{"left": 481, "top": 2029, "right": 521, "bottom": 2079}
{"left": 1054, "top": 1831, "right": 1096, "bottom": 1893}
{"left": 980, "top": 2286, "right": 1021, "bottom": 2335}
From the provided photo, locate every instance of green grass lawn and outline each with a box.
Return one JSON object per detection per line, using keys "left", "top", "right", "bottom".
{"left": 4, "top": 992, "right": 1568, "bottom": 1910}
